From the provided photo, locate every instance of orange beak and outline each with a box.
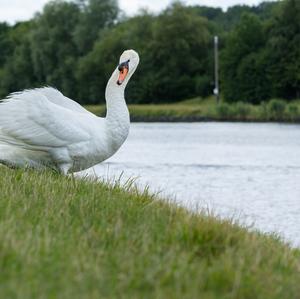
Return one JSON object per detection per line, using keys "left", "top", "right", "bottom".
{"left": 117, "top": 68, "right": 129, "bottom": 85}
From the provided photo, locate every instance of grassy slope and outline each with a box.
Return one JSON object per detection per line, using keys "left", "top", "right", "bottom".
{"left": 0, "top": 168, "right": 300, "bottom": 298}
{"left": 85, "top": 97, "right": 300, "bottom": 122}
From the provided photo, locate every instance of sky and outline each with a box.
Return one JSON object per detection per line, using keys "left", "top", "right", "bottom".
{"left": 0, "top": 0, "right": 275, "bottom": 24}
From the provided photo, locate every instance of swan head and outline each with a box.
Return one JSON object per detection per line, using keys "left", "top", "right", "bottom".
{"left": 117, "top": 49, "right": 140, "bottom": 86}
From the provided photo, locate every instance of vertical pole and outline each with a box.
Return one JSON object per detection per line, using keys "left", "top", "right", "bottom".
{"left": 214, "top": 36, "right": 220, "bottom": 104}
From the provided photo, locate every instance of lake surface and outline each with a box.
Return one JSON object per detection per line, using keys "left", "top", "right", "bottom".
{"left": 81, "top": 122, "right": 300, "bottom": 247}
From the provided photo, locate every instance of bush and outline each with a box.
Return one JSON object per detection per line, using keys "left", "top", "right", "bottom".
{"left": 216, "top": 102, "right": 233, "bottom": 119}
{"left": 287, "top": 104, "right": 299, "bottom": 121}
{"left": 258, "top": 101, "right": 269, "bottom": 120}
{"left": 234, "top": 102, "right": 251, "bottom": 120}
{"left": 267, "top": 99, "right": 286, "bottom": 120}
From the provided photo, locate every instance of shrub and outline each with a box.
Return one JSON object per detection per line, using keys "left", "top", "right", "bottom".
{"left": 216, "top": 102, "right": 233, "bottom": 119}
{"left": 267, "top": 99, "right": 286, "bottom": 121}
{"left": 257, "top": 101, "right": 269, "bottom": 120}
{"left": 234, "top": 102, "right": 251, "bottom": 120}
{"left": 287, "top": 104, "right": 299, "bottom": 121}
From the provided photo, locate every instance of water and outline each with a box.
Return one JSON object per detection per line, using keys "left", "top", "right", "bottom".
{"left": 81, "top": 123, "right": 300, "bottom": 247}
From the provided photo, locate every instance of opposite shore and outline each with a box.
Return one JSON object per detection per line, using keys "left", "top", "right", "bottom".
{"left": 86, "top": 97, "right": 300, "bottom": 123}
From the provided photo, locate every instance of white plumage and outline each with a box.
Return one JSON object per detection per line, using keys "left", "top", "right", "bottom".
{"left": 0, "top": 49, "right": 139, "bottom": 174}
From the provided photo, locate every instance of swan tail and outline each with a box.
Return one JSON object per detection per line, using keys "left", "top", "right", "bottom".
{"left": 0, "top": 129, "right": 51, "bottom": 169}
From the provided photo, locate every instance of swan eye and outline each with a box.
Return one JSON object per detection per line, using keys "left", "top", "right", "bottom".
{"left": 117, "top": 59, "right": 130, "bottom": 85}
{"left": 118, "top": 60, "right": 130, "bottom": 71}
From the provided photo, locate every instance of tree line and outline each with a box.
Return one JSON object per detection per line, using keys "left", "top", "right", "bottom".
{"left": 0, "top": 0, "right": 299, "bottom": 104}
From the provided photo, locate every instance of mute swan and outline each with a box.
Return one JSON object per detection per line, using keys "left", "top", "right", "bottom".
{"left": 0, "top": 49, "right": 139, "bottom": 174}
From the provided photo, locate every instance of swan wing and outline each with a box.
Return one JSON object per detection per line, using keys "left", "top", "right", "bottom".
{"left": 34, "top": 87, "right": 93, "bottom": 114}
{"left": 0, "top": 89, "right": 94, "bottom": 149}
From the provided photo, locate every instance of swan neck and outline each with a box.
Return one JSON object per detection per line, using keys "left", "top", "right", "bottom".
{"left": 105, "top": 68, "right": 129, "bottom": 124}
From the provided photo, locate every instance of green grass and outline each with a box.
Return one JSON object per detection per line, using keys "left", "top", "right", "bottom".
{"left": 85, "top": 97, "right": 300, "bottom": 122}
{"left": 1, "top": 167, "right": 300, "bottom": 298}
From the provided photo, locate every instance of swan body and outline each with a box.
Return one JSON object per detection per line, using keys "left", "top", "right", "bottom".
{"left": 0, "top": 50, "right": 139, "bottom": 174}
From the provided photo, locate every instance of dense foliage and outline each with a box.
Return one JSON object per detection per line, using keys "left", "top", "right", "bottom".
{"left": 0, "top": 0, "right": 298, "bottom": 104}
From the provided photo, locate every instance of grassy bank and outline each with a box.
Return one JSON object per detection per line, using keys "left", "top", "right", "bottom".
{"left": 0, "top": 168, "right": 300, "bottom": 298}
{"left": 86, "top": 97, "right": 300, "bottom": 122}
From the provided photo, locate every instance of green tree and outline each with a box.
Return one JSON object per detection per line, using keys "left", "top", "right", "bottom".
{"left": 0, "top": 0, "right": 296, "bottom": 105}
{"left": 75, "top": 4, "right": 213, "bottom": 103}
{"left": 74, "top": 0, "right": 119, "bottom": 54}
{"left": 76, "top": 12, "right": 154, "bottom": 104}
{"left": 0, "top": 23, "right": 12, "bottom": 67}
{"left": 148, "top": 3, "right": 212, "bottom": 102}
{"left": 30, "top": 1, "right": 81, "bottom": 98}
{"left": 266, "top": 0, "right": 300, "bottom": 99}
{"left": 221, "top": 13, "right": 270, "bottom": 103}
{"left": 0, "top": 22, "right": 35, "bottom": 97}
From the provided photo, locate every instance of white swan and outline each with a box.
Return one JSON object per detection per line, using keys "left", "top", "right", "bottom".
{"left": 0, "top": 49, "right": 139, "bottom": 174}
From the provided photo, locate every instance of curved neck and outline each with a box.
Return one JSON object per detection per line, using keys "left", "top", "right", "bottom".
{"left": 105, "top": 68, "right": 129, "bottom": 127}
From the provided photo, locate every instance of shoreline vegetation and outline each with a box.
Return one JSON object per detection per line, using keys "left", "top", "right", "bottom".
{"left": 86, "top": 97, "right": 300, "bottom": 123}
{"left": 1, "top": 168, "right": 300, "bottom": 298}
